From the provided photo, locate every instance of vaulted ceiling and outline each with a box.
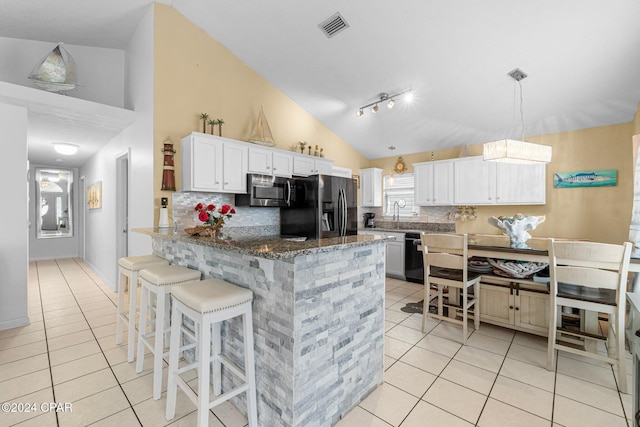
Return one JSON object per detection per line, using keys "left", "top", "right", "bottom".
{"left": 2, "top": 0, "right": 640, "bottom": 162}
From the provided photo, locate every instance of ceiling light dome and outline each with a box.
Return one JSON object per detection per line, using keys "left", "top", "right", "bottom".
{"left": 53, "top": 143, "right": 79, "bottom": 155}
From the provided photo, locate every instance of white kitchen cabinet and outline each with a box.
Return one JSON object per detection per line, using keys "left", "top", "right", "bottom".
{"left": 453, "top": 156, "right": 497, "bottom": 205}
{"left": 181, "top": 133, "right": 247, "bottom": 193}
{"left": 360, "top": 168, "right": 382, "bottom": 207}
{"left": 454, "top": 156, "right": 546, "bottom": 205}
{"left": 359, "top": 229, "right": 405, "bottom": 279}
{"left": 479, "top": 282, "right": 549, "bottom": 335}
{"left": 292, "top": 154, "right": 334, "bottom": 176}
{"left": 413, "top": 161, "right": 454, "bottom": 206}
{"left": 384, "top": 231, "right": 406, "bottom": 279}
{"left": 496, "top": 162, "right": 546, "bottom": 204}
{"left": 248, "top": 146, "right": 293, "bottom": 177}
{"left": 332, "top": 166, "right": 353, "bottom": 178}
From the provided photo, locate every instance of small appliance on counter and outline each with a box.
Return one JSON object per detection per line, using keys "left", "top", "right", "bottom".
{"left": 158, "top": 197, "right": 170, "bottom": 228}
{"left": 364, "top": 213, "right": 375, "bottom": 228}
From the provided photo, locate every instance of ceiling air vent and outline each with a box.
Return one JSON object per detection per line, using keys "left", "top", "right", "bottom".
{"left": 318, "top": 12, "right": 350, "bottom": 38}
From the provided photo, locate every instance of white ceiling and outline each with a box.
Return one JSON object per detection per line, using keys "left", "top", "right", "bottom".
{"left": 2, "top": 0, "right": 640, "bottom": 162}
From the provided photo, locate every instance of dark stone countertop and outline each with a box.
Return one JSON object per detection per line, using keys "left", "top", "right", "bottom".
{"left": 133, "top": 228, "right": 389, "bottom": 260}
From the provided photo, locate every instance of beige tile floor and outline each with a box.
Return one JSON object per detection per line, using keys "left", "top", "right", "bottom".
{"left": 0, "top": 260, "right": 633, "bottom": 426}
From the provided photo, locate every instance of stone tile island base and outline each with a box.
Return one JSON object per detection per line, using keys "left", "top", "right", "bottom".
{"left": 150, "top": 234, "right": 385, "bottom": 426}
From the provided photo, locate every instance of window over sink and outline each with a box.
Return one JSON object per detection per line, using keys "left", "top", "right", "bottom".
{"left": 383, "top": 173, "right": 416, "bottom": 217}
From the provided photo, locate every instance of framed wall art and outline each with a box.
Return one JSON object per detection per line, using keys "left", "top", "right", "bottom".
{"left": 88, "top": 181, "right": 102, "bottom": 209}
{"left": 553, "top": 169, "right": 617, "bottom": 188}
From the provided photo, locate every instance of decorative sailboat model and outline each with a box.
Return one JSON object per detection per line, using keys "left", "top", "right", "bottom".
{"left": 249, "top": 106, "right": 275, "bottom": 147}
{"left": 28, "top": 43, "right": 77, "bottom": 93}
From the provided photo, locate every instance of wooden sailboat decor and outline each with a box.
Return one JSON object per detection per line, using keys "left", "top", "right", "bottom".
{"left": 28, "top": 43, "right": 77, "bottom": 93}
{"left": 249, "top": 106, "right": 275, "bottom": 147}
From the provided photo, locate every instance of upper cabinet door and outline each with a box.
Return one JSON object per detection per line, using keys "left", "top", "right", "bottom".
{"left": 222, "top": 142, "right": 247, "bottom": 193}
{"left": 453, "top": 157, "right": 496, "bottom": 205}
{"left": 272, "top": 151, "right": 293, "bottom": 177}
{"left": 247, "top": 146, "right": 272, "bottom": 175}
{"left": 293, "top": 155, "right": 314, "bottom": 176}
{"left": 314, "top": 158, "right": 334, "bottom": 175}
{"left": 496, "top": 162, "right": 546, "bottom": 204}
{"left": 432, "top": 161, "right": 454, "bottom": 205}
{"left": 414, "top": 162, "right": 433, "bottom": 206}
{"left": 186, "top": 136, "right": 223, "bottom": 192}
{"left": 360, "top": 168, "right": 382, "bottom": 207}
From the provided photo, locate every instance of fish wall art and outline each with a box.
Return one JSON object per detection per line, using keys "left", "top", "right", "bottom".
{"left": 553, "top": 169, "right": 617, "bottom": 188}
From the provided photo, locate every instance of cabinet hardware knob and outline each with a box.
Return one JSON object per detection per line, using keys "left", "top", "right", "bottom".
{"left": 515, "top": 307, "right": 519, "bottom": 311}
{"left": 216, "top": 181, "right": 220, "bottom": 184}
{"left": 224, "top": 182, "right": 229, "bottom": 185}
{"left": 509, "top": 305, "right": 514, "bottom": 309}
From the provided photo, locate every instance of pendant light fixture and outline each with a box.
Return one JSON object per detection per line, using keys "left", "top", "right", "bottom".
{"left": 483, "top": 69, "right": 551, "bottom": 164}
{"left": 356, "top": 89, "right": 412, "bottom": 117}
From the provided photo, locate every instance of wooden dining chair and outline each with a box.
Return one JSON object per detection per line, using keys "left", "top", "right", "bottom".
{"left": 421, "top": 233, "right": 481, "bottom": 344}
{"left": 546, "top": 238, "right": 632, "bottom": 393}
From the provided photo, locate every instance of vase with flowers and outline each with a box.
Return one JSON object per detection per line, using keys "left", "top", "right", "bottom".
{"left": 185, "top": 203, "right": 236, "bottom": 236}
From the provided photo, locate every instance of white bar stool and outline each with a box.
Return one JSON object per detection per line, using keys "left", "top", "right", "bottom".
{"left": 166, "top": 278, "right": 258, "bottom": 427}
{"left": 116, "top": 255, "right": 169, "bottom": 362}
{"left": 136, "top": 264, "right": 201, "bottom": 400}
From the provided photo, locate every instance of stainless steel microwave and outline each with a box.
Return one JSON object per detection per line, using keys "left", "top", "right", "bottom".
{"left": 235, "top": 174, "right": 294, "bottom": 207}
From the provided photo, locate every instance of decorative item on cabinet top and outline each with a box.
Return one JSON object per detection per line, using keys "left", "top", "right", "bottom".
{"left": 249, "top": 106, "right": 275, "bottom": 147}
{"left": 28, "top": 43, "right": 77, "bottom": 93}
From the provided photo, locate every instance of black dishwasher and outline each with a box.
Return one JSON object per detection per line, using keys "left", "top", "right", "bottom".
{"left": 404, "top": 233, "right": 424, "bottom": 284}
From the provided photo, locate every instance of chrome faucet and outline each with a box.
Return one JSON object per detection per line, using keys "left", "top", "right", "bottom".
{"left": 392, "top": 199, "right": 406, "bottom": 229}
{"left": 392, "top": 202, "right": 400, "bottom": 228}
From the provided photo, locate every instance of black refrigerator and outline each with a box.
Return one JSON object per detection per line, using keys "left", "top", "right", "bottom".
{"left": 280, "top": 175, "right": 357, "bottom": 239}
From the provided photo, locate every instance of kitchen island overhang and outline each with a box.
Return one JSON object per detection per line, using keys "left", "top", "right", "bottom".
{"left": 134, "top": 228, "right": 387, "bottom": 427}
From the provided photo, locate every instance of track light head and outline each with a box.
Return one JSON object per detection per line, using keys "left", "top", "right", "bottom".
{"left": 387, "top": 98, "right": 395, "bottom": 109}
{"left": 356, "top": 108, "right": 364, "bottom": 117}
{"left": 372, "top": 104, "right": 379, "bottom": 113}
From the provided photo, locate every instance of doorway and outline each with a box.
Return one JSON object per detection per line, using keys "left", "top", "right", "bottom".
{"left": 116, "top": 150, "right": 130, "bottom": 267}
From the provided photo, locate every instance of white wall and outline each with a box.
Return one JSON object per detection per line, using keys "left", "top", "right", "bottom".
{"left": 0, "top": 37, "right": 125, "bottom": 107}
{"left": 0, "top": 103, "right": 28, "bottom": 329}
{"left": 28, "top": 165, "right": 80, "bottom": 260}
{"left": 80, "top": 6, "right": 155, "bottom": 289}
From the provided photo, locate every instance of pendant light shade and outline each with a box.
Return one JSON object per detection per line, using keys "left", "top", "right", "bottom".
{"left": 483, "top": 139, "right": 551, "bottom": 164}
{"left": 483, "top": 68, "right": 552, "bottom": 164}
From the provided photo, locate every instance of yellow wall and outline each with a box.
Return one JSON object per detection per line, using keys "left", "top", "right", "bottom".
{"left": 152, "top": 4, "right": 640, "bottom": 243}
{"left": 153, "top": 4, "right": 368, "bottom": 220}
{"left": 369, "top": 122, "right": 634, "bottom": 244}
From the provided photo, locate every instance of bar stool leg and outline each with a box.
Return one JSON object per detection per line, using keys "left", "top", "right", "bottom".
{"left": 126, "top": 272, "right": 138, "bottom": 362}
{"left": 166, "top": 302, "right": 181, "bottom": 420}
{"left": 462, "top": 286, "right": 468, "bottom": 344}
{"left": 153, "top": 290, "right": 166, "bottom": 400}
{"left": 116, "top": 270, "right": 126, "bottom": 345}
{"left": 212, "top": 322, "right": 222, "bottom": 396}
{"left": 197, "top": 314, "right": 211, "bottom": 427}
{"left": 136, "top": 285, "right": 149, "bottom": 373}
{"left": 243, "top": 308, "right": 258, "bottom": 427}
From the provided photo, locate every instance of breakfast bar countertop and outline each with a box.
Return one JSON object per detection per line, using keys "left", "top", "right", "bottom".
{"left": 133, "top": 227, "right": 389, "bottom": 260}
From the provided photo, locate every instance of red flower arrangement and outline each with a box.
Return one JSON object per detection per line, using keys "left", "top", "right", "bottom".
{"left": 194, "top": 202, "right": 236, "bottom": 229}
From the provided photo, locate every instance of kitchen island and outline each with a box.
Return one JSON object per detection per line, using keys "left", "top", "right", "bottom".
{"left": 134, "top": 228, "right": 387, "bottom": 427}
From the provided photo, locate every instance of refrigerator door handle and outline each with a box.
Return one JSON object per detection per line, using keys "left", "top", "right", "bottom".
{"left": 285, "top": 180, "right": 291, "bottom": 206}
{"left": 339, "top": 188, "right": 347, "bottom": 236}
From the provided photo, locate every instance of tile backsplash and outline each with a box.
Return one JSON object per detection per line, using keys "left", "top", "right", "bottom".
{"left": 172, "top": 192, "right": 279, "bottom": 236}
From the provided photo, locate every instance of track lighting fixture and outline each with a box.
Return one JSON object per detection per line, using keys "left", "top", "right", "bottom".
{"left": 356, "top": 89, "right": 412, "bottom": 117}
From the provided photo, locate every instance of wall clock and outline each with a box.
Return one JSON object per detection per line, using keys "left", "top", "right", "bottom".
{"left": 394, "top": 157, "right": 406, "bottom": 174}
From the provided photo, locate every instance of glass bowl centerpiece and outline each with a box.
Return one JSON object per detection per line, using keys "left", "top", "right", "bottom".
{"left": 488, "top": 214, "right": 545, "bottom": 249}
